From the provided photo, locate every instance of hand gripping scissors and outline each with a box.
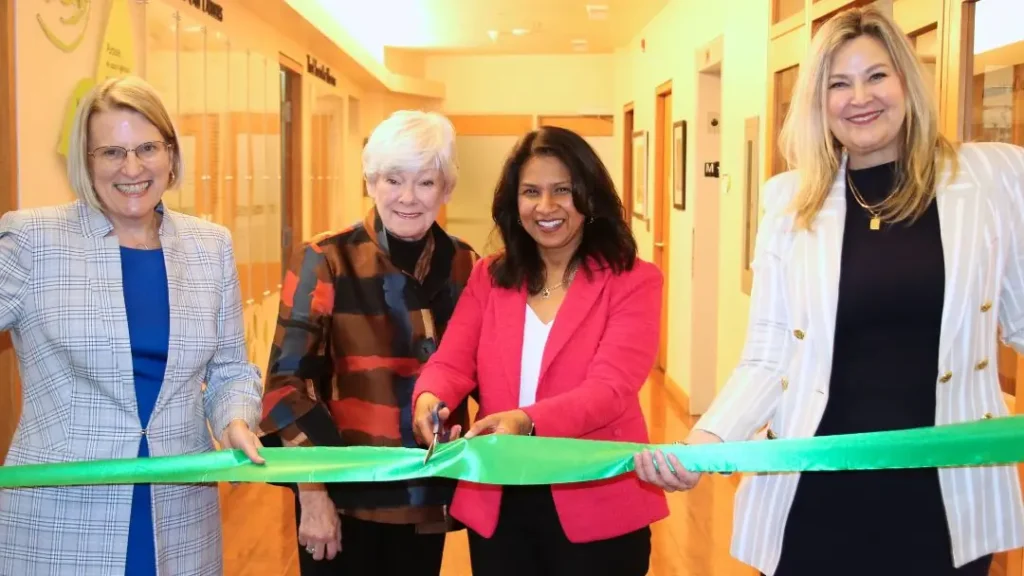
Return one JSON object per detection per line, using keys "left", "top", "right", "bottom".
{"left": 423, "top": 401, "right": 448, "bottom": 464}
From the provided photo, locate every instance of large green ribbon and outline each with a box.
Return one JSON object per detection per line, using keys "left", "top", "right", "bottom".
{"left": 1, "top": 416, "right": 1023, "bottom": 488}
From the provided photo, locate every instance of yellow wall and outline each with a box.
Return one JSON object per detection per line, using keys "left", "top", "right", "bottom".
{"left": 16, "top": 0, "right": 148, "bottom": 209}
{"left": 615, "top": 0, "right": 770, "bottom": 398}
{"left": 425, "top": 54, "right": 616, "bottom": 115}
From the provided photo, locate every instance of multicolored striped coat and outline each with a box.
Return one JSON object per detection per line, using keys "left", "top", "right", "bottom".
{"left": 259, "top": 208, "right": 478, "bottom": 528}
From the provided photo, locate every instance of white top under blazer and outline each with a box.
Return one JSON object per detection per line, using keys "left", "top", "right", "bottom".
{"left": 696, "top": 142, "right": 1024, "bottom": 575}
{"left": 519, "top": 305, "right": 553, "bottom": 407}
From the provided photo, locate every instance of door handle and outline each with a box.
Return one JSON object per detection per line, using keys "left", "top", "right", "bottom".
{"left": 654, "top": 242, "right": 665, "bottom": 248}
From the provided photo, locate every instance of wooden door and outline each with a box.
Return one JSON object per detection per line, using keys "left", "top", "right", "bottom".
{"left": 654, "top": 83, "right": 673, "bottom": 373}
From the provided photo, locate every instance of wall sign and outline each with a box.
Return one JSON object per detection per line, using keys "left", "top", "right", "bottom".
{"left": 37, "top": 0, "right": 92, "bottom": 53}
{"left": 57, "top": 0, "right": 136, "bottom": 157}
{"left": 307, "top": 56, "right": 337, "bottom": 87}
{"left": 181, "top": 0, "right": 224, "bottom": 22}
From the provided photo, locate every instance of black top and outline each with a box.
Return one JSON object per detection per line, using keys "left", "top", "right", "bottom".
{"left": 387, "top": 231, "right": 429, "bottom": 276}
{"left": 775, "top": 162, "right": 969, "bottom": 575}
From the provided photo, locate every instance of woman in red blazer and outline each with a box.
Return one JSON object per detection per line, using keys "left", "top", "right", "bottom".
{"left": 411, "top": 125, "right": 668, "bottom": 575}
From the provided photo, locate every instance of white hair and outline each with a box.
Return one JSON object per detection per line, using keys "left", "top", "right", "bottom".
{"left": 362, "top": 110, "right": 458, "bottom": 192}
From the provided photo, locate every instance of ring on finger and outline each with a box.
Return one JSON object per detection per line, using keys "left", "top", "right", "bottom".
{"left": 306, "top": 544, "right": 317, "bottom": 554}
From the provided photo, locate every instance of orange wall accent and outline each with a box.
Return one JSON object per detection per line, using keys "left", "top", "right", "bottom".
{"left": 448, "top": 114, "right": 533, "bottom": 136}
{"left": 537, "top": 115, "right": 614, "bottom": 137}
{"left": 311, "top": 113, "right": 331, "bottom": 235}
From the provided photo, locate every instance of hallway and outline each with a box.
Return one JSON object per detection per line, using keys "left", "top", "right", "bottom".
{"left": 220, "top": 375, "right": 756, "bottom": 576}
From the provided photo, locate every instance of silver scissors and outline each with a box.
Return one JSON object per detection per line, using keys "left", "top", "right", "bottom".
{"left": 423, "top": 401, "right": 447, "bottom": 464}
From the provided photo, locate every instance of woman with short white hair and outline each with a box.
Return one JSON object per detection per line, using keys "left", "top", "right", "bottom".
{"left": 635, "top": 6, "right": 1024, "bottom": 576}
{"left": 0, "top": 75, "right": 264, "bottom": 576}
{"left": 259, "top": 109, "right": 479, "bottom": 576}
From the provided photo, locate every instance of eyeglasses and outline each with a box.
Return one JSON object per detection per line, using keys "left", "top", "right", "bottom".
{"left": 88, "top": 141, "right": 173, "bottom": 167}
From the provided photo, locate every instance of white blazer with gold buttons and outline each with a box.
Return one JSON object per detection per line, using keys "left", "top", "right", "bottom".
{"left": 696, "top": 142, "right": 1024, "bottom": 575}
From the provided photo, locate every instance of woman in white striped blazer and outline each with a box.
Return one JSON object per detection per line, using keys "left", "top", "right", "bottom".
{"left": 635, "top": 6, "right": 1024, "bottom": 576}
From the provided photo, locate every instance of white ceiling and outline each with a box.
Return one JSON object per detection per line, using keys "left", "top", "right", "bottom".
{"left": 313, "top": 0, "right": 671, "bottom": 56}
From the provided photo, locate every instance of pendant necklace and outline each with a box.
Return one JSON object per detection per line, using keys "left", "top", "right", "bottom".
{"left": 540, "top": 264, "right": 578, "bottom": 299}
{"left": 846, "top": 172, "right": 882, "bottom": 231}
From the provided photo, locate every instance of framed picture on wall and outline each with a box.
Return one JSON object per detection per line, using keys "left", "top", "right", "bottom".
{"left": 631, "top": 130, "right": 648, "bottom": 219}
{"left": 741, "top": 116, "right": 762, "bottom": 295}
{"left": 672, "top": 120, "right": 686, "bottom": 210}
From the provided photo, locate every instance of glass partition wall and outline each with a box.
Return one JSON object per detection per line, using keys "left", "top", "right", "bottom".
{"left": 144, "top": 2, "right": 282, "bottom": 304}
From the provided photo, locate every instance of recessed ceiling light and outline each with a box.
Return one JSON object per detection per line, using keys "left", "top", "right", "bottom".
{"left": 586, "top": 4, "right": 609, "bottom": 20}
{"left": 511, "top": 28, "right": 530, "bottom": 36}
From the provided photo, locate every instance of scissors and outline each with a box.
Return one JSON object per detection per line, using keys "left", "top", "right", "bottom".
{"left": 423, "top": 401, "right": 448, "bottom": 464}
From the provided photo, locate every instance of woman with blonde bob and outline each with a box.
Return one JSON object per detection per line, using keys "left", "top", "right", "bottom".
{"left": 635, "top": 6, "right": 1024, "bottom": 576}
{"left": 0, "top": 75, "right": 264, "bottom": 575}
{"left": 259, "top": 110, "right": 478, "bottom": 576}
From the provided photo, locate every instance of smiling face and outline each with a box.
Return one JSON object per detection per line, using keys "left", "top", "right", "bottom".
{"left": 88, "top": 108, "right": 173, "bottom": 227}
{"left": 826, "top": 34, "right": 907, "bottom": 168}
{"left": 369, "top": 168, "right": 449, "bottom": 241}
{"left": 517, "top": 155, "right": 585, "bottom": 257}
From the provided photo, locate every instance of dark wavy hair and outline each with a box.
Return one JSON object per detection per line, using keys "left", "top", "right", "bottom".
{"left": 488, "top": 125, "right": 638, "bottom": 294}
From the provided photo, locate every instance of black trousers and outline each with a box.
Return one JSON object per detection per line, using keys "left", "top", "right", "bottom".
{"left": 467, "top": 485, "right": 651, "bottom": 576}
{"left": 769, "top": 552, "right": 992, "bottom": 576}
{"left": 294, "top": 501, "right": 445, "bottom": 576}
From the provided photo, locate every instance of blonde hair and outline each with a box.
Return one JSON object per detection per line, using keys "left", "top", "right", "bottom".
{"left": 67, "top": 75, "right": 183, "bottom": 212}
{"left": 362, "top": 110, "right": 458, "bottom": 192}
{"left": 779, "top": 6, "right": 957, "bottom": 230}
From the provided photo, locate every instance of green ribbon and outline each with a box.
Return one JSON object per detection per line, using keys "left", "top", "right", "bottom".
{"left": 2, "top": 416, "right": 1023, "bottom": 488}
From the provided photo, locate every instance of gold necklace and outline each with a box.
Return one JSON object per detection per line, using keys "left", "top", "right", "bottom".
{"left": 540, "top": 264, "right": 578, "bottom": 299}
{"left": 846, "top": 172, "right": 884, "bottom": 231}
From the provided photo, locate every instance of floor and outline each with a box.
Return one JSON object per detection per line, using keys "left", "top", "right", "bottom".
{"left": 219, "top": 377, "right": 755, "bottom": 576}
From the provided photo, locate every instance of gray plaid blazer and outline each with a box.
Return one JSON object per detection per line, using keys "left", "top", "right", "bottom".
{"left": 0, "top": 200, "right": 263, "bottom": 575}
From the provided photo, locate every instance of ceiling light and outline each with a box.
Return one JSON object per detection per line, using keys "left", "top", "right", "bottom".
{"left": 511, "top": 28, "right": 530, "bottom": 36}
{"left": 586, "top": 4, "right": 609, "bottom": 20}
{"left": 487, "top": 30, "right": 499, "bottom": 41}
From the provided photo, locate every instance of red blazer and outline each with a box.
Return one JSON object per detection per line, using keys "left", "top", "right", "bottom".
{"left": 414, "top": 255, "right": 669, "bottom": 543}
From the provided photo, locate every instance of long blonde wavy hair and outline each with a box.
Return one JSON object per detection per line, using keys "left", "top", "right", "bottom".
{"left": 779, "top": 6, "right": 958, "bottom": 230}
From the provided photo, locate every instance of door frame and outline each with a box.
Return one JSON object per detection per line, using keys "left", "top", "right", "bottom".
{"left": 689, "top": 37, "right": 724, "bottom": 416}
{"left": 0, "top": 0, "right": 18, "bottom": 464}
{"left": 279, "top": 54, "right": 304, "bottom": 268}
{"left": 622, "top": 102, "right": 635, "bottom": 228}
{"left": 653, "top": 82, "right": 673, "bottom": 373}
{"left": 1, "top": 0, "right": 15, "bottom": 216}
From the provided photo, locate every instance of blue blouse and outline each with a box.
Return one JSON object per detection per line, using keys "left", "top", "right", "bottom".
{"left": 120, "top": 247, "right": 170, "bottom": 576}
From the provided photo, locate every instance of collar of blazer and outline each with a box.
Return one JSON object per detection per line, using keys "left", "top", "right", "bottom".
{"left": 492, "top": 257, "right": 612, "bottom": 394}
{"left": 795, "top": 149, "right": 981, "bottom": 375}
{"left": 77, "top": 199, "right": 179, "bottom": 239}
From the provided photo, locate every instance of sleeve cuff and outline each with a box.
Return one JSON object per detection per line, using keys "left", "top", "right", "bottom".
{"left": 210, "top": 397, "right": 262, "bottom": 441}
